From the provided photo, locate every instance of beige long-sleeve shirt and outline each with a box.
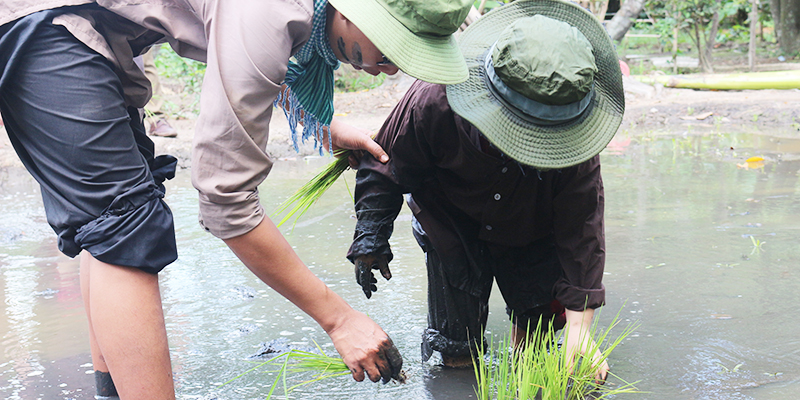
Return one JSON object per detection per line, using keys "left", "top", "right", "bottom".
{"left": 1, "top": 0, "right": 314, "bottom": 239}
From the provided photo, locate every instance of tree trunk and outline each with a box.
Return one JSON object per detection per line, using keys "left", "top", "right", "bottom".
{"left": 749, "top": 0, "right": 758, "bottom": 71}
{"left": 777, "top": 0, "right": 800, "bottom": 55}
{"left": 605, "top": 0, "right": 646, "bottom": 41}
{"left": 672, "top": 4, "right": 679, "bottom": 74}
{"left": 698, "top": 11, "right": 720, "bottom": 73}
{"left": 693, "top": 22, "right": 713, "bottom": 73}
{"left": 771, "top": 0, "right": 781, "bottom": 40}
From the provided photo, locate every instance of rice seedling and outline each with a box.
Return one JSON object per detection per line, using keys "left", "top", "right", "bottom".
{"left": 472, "top": 308, "right": 641, "bottom": 400}
{"left": 273, "top": 150, "right": 352, "bottom": 228}
{"left": 749, "top": 235, "right": 765, "bottom": 255}
{"left": 220, "top": 341, "right": 351, "bottom": 400}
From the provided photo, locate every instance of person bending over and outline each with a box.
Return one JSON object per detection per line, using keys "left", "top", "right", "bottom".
{"left": 0, "top": 0, "right": 473, "bottom": 397}
{"left": 348, "top": 0, "right": 624, "bottom": 382}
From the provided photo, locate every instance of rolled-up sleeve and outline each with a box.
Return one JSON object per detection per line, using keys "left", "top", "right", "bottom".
{"left": 192, "top": 0, "right": 312, "bottom": 238}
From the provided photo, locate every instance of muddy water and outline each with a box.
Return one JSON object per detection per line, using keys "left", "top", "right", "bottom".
{"left": 1, "top": 130, "right": 799, "bottom": 399}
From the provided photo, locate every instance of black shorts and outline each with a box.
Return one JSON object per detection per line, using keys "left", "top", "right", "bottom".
{"left": 0, "top": 10, "right": 177, "bottom": 273}
{"left": 413, "top": 218, "right": 566, "bottom": 359}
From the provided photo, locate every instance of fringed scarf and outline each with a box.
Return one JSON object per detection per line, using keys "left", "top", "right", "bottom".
{"left": 275, "top": 0, "right": 340, "bottom": 155}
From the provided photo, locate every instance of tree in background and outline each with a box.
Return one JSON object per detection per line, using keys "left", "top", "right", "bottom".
{"left": 646, "top": 0, "right": 760, "bottom": 73}
{"left": 606, "top": 0, "right": 647, "bottom": 41}
{"left": 680, "top": 0, "right": 721, "bottom": 72}
{"left": 771, "top": 0, "right": 800, "bottom": 56}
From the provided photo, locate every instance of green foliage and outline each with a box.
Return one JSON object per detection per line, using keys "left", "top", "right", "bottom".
{"left": 152, "top": 44, "right": 206, "bottom": 117}
{"left": 334, "top": 64, "right": 387, "bottom": 92}
{"left": 641, "top": 0, "right": 773, "bottom": 71}
{"left": 474, "top": 0, "right": 508, "bottom": 13}
{"left": 473, "top": 310, "right": 640, "bottom": 400}
{"left": 335, "top": 73, "right": 386, "bottom": 92}
{"left": 647, "top": 0, "right": 720, "bottom": 40}
{"left": 153, "top": 44, "right": 206, "bottom": 94}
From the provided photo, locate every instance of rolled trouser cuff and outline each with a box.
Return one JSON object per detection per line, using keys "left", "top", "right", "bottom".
{"left": 422, "top": 328, "right": 487, "bottom": 360}
{"left": 72, "top": 180, "right": 177, "bottom": 274}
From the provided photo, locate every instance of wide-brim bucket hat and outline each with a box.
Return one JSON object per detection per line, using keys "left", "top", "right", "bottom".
{"left": 446, "top": 0, "right": 625, "bottom": 169}
{"left": 328, "top": 0, "right": 470, "bottom": 84}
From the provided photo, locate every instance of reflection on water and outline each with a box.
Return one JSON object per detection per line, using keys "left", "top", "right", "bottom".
{"left": 1, "top": 131, "right": 799, "bottom": 399}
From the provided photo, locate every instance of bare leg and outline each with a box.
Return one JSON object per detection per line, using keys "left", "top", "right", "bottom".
{"left": 81, "top": 255, "right": 107, "bottom": 371}
{"left": 80, "top": 256, "right": 118, "bottom": 397}
{"left": 512, "top": 322, "right": 549, "bottom": 350}
{"left": 81, "top": 251, "right": 175, "bottom": 399}
{"left": 512, "top": 323, "right": 532, "bottom": 349}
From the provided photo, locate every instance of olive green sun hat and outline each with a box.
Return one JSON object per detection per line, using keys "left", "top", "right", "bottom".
{"left": 328, "top": 0, "right": 471, "bottom": 84}
{"left": 446, "top": 0, "right": 625, "bottom": 170}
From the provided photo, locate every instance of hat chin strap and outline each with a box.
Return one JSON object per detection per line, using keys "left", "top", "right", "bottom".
{"left": 483, "top": 47, "right": 594, "bottom": 126}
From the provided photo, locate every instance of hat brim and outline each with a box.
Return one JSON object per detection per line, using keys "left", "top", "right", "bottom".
{"left": 446, "top": 0, "right": 625, "bottom": 169}
{"left": 329, "top": 0, "right": 468, "bottom": 84}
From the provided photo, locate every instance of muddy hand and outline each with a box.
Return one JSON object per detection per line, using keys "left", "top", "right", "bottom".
{"left": 327, "top": 309, "right": 404, "bottom": 383}
{"left": 355, "top": 255, "right": 391, "bottom": 299}
{"left": 376, "top": 338, "right": 404, "bottom": 383}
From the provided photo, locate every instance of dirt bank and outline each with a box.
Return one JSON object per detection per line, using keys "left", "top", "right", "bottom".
{"left": 2, "top": 72, "right": 800, "bottom": 170}
{"left": 621, "top": 75, "right": 800, "bottom": 136}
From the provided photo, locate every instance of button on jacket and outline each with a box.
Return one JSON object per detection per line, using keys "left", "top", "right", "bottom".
{"left": 1, "top": 0, "right": 314, "bottom": 239}
{"left": 348, "top": 80, "right": 606, "bottom": 310}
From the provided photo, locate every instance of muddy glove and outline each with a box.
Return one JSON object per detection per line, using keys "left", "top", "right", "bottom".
{"left": 355, "top": 254, "right": 391, "bottom": 299}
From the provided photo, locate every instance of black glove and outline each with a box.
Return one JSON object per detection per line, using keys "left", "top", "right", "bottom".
{"left": 354, "top": 254, "right": 391, "bottom": 299}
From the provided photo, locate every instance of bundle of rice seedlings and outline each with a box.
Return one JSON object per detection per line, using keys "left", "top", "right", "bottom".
{"left": 221, "top": 342, "right": 350, "bottom": 399}
{"left": 273, "top": 150, "right": 352, "bottom": 228}
{"left": 473, "top": 309, "right": 641, "bottom": 400}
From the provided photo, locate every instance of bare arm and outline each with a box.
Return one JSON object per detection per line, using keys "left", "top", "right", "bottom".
{"left": 223, "top": 217, "right": 401, "bottom": 382}
{"left": 563, "top": 308, "right": 609, "bottom": 383}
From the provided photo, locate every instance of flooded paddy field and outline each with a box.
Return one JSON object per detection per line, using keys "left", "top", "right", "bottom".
{"left": 1, "top": 129, "right": 799, "bottom": 399}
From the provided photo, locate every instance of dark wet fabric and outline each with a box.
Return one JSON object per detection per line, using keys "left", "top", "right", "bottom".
{"left": 0, "top": 11, "right": 177, "bottom": 273}
{"left": 94, "top": 370, "right": 118, "bottom": 397}
{"left": 348, "top": 80, "right": 605, "bottom": 311}
{"left": 414, "top": 218, "right": 565, "bottom": 359}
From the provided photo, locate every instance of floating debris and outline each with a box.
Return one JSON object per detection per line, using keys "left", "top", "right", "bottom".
{"left": 231, "top": 285, "right": 257, "bottom": 299}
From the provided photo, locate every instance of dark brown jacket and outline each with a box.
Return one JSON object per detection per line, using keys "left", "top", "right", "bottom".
{"left": 348, "top": 80, "right": 606, "bottom": 310}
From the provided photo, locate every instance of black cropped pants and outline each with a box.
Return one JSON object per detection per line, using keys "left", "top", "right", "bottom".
{"left": 0, "top": 10, "right": 177, "bottom": 273}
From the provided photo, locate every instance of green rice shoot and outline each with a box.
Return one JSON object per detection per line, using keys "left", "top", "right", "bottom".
{"left": 220, "top": 341, "right": 350, "bottom": 399}
{"left": 273, "top": 150, "right": 352, "bottom": 228}
{"left": 473, "top": 308, "right": 641, "bottom": 400}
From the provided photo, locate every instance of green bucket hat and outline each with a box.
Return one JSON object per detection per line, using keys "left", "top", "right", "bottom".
{"left": 328, "top": 0, "right": 471, "bottom": 84}
{"left": 446, "top": 0, "right": 625, "bottom": 169}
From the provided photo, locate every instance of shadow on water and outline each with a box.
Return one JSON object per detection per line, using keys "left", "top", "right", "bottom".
{"left": 1, "top": 129, "right": 799, "bottom": 399}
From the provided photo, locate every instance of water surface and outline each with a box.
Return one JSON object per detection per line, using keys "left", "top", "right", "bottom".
{"left": 1, "top": 130, "right": 799, "bottom": 399}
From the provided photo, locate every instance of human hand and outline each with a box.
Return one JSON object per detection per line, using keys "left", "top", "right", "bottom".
{"left": 277, "top": 84, "right": 388, "bottom": 167}
{"left": 354, "top": 254, "right": 391, "bottom": 299}
{"left": 325, "top": 118, "right": 388, "bottom": 168}
{"left": 564, "top": 309, "right": 609, "bottom": 384}
{"left": 326, "top": 309, "right": 403, "bottom": 383}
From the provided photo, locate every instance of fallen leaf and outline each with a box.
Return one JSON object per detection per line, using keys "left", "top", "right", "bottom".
{"left": 695, "top": 111, "right": 714, "bottom": 120}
